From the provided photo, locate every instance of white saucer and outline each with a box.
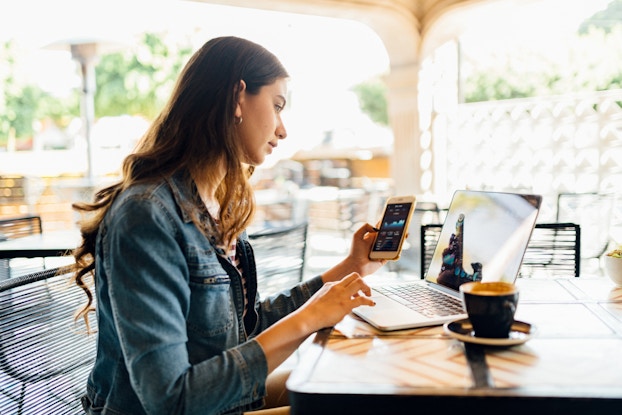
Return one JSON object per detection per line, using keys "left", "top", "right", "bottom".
{"left": 443, "top": 318, "right": 534, "bottom": 346}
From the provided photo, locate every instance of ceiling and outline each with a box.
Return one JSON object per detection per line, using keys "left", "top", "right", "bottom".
{"left": 188, "top": 0, "right": 498, "bottom": 70}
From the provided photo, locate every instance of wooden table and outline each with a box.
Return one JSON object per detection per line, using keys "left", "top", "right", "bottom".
{"left": 287, "top": 277, "right": 622, "bottom": 414}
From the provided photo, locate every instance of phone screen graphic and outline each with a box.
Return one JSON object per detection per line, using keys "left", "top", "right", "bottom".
{"left": 372, "top": 202, "right": 413, "bottom": 252}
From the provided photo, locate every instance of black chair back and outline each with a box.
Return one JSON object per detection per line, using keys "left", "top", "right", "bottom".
{"left": 420, "top": 222, "right": 581, "bottom": 279}
{"left": 0, "top": 215, "right": 45, "bottom": 279}
{"left": 0, "top": 265, "right": 96, "bottom": 415}
{"left": 0, "top": 215, "right": 42, "bottom": 241}
{"left": 249, "top": 222, "right": 308, "bottom": 298}
{"left": 420, "top": 223, "right": 443, "bottom": 279}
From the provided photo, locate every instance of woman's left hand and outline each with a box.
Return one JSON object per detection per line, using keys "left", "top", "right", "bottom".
{"left": 349, "top": 222, "right": 388, "bottom": 275}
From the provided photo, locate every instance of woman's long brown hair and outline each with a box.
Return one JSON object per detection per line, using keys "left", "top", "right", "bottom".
{"left": 71, "top": 36, "right": 289, "bottom": 332}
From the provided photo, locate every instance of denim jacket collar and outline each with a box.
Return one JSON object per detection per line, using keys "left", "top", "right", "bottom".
{"left": 167, "top": 169, "right": 201, "bottom": 224}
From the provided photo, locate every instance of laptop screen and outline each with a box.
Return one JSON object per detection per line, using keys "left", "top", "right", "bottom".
{"left": 426, "top": 190, "right": 542, "bottom": 291}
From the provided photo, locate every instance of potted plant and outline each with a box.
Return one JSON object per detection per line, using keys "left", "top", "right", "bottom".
{"left": 604, "top": 245, "right": 622, "bottom": 286}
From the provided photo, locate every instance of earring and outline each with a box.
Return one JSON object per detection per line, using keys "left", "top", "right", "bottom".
{"left": 235, "top": 116, "right": 243, "bottom": 125}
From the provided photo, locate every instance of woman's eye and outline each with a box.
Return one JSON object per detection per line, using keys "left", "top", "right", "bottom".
{"left": 275, "top": 104, "right": 284, "bottom": 113}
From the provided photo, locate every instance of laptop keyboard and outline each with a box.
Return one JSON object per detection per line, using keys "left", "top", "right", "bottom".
{"left": 374, "top": 283, "right": 465, "bottom": 318}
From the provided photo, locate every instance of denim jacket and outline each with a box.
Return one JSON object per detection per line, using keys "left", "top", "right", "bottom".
{"left": 82, "top": 171, "right": 323, "bottom": 415}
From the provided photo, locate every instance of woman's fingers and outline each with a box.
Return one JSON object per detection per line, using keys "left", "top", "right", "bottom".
{"left": 303, "top": 272, "right": 378, "bottom": 331}
{"left": 354, "top": 222, "right": 376, "bottom": 238}
{"left": 340, "top": 272, "right": 374, "bottom": 301}
{"left": 354, "top": 295, "right": 376, "bottom": 307}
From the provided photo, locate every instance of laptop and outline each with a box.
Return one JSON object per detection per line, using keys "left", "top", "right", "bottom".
{"left": 353, "top": 190, "right": 542, "bottom": 331}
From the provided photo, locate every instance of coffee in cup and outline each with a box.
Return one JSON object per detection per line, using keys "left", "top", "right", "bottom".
{"left": 459, "top": 281, "right": 519, "bottom": 338}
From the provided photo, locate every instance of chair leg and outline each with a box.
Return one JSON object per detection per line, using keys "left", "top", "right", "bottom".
{"left": 18, "top": 381, "right": 25, "bottom": 415}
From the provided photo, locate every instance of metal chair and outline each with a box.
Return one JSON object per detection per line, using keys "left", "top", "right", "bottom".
{"left": 391, "top": 201, "right": 441, "bottom": 275}
{"left": 307, "top": 188, "right": 370, "bottom": 239}
{"left": 556, "top": 192, "right": 615, "bottom": 264}
{"left": 420, "top": 222, "right": 581, "bottom": 279}
{"left": 519, "top": 223, "right": 581, "bottom": 278}
{"left": 0, "top": 215, "right": 42, "bottom": 240}
{"left": 0, "top": 215, "right": 44, "bottom": 279}
{"left": 248, "top": 222, "right": 308, "bottom": 298}
{"left": 305, "top": 188, "right": 372, "bottom": 273}
{"left": 0, "top": 265, "right": 96, "bottom": 415}
{"left": 420, "top": 223, "right": 443, "bottom": 279}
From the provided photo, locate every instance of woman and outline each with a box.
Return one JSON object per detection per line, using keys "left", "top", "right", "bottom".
{"left": 72, "top": 36, "right": 386, "bottom": 415}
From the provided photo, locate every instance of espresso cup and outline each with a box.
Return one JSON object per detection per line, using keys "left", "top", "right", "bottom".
{"left": 459, "top": 281, "right": 519, "bottom": 338}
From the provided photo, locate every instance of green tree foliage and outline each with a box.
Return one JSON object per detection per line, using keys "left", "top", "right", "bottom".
{"left": 464, "top": 0, "right": 622, "bottom": 102}
{"left": 0, "top": 40, "right": 76, "bottom": 146}
{"left": 95, "top": 33, "right": 193, "bottom": 119}
{"left": 0, "top": 33, "right": 192, "bottom": 148}
{"left": 466, "top": 73, "right": 536, "bottom": 102}
{"left": 579, "top": 0, "right": 622, "bottom": 34}
{"left": 351, "top": 78, "right": 389, "bottom": 126}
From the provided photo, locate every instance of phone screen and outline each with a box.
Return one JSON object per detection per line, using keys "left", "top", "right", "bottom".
{"left": 372, "top": 202, "right": 413, "bottom": 252}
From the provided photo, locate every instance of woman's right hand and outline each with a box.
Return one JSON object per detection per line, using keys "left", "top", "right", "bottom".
{"left": 297, "top": 272, "right": 375, "bottom": 332}
{"left": 255, "top": 272, "right": 375, "bottom": 373}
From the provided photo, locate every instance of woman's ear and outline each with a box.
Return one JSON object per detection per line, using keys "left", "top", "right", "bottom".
{"left": 235, "top": 80, "right": 246, "bottom": 118}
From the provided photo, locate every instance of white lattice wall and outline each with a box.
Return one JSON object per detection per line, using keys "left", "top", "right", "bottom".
{"left": 449, "top": 91, "right": 622, "bottom": 195}
{"left": 419, "top": 41, "right": 622, "bottom": 245}
{"left": 444, "top": 90, "right": 622, "bottom": 228}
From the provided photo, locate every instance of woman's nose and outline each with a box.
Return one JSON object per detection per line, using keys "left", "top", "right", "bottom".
{"left": 276, "top": 123, "right": 287, "bottom": 140}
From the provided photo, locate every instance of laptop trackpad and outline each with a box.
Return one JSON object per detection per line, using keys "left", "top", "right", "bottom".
{"left": 352, "top": 293, "right": 430, "bottom": 331}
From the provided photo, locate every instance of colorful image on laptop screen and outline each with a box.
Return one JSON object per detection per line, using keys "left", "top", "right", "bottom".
{"left": 427, "top": 191, "right": 541, "bottom": 291}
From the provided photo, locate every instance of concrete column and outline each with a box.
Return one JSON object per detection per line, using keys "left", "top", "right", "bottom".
{"left": 383, "top": 63, "right": 422, "bottom": 196}
{"left": 383, "top": 63, "right": 425, "bottom": 274}
{"left": 71, "top": 42, "right": 99, "bottom": 185}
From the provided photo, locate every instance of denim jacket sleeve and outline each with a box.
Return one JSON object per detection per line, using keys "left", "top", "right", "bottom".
{"left": 253, "top": 276, "right": 324, "bottom": 335}
{"left": 97, "top": 189, "right": 269, "bottom": 415}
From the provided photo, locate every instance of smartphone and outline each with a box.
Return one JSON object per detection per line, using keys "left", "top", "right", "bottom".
{"left": 369, "top": 195, "right": 416, "bottom": 260}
